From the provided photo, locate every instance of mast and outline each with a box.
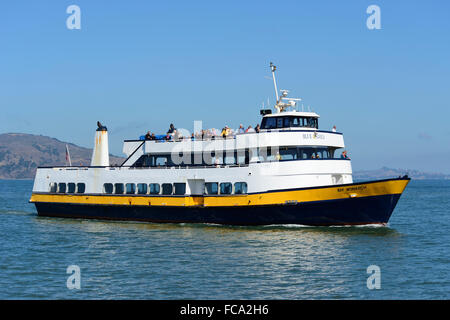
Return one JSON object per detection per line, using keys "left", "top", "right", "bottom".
{"left": 270, "top": 62, "right": 279, "bottom": 103}
{"left": 269, "top": 62, "right": 302, "bottom": 113}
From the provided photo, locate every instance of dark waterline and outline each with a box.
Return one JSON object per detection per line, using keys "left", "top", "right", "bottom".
{"left": 0, "top": 179, "right": 448, "bottom": 299}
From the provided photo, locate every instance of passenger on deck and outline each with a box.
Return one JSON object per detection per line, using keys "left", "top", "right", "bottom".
{"left": 221, "top": 126, "right": 231, "bottom": 138}
{"left": 238, "top": 124, "right": 245, "bottom": 134}
{"left": 246, "top": 125, "right": 255, "bottom": 133}
{"left": 340, "top": 151, "right": 350, "bottom": 159}
{"left": 164, "top": 133, "right": 172, "bottom": 141}
{"left": 151, "top": 133, "right": 156, "bottom": 140}
{"left": 167, "top": 123, "right": 176, "bottom": 134}
{"left": 145, "top": 131, "right": 152, "bottom": 140}
{"left": 255, "top": 124, "right": 260, "bottom": 133}
{"left": 276, "top": 152, "right": 282, "bottom": 161}
{"left": 173, "top": 129, "right": 181, "bottom": 141}
{"left": 211, "top": 128, "right": 217, "bottom": 137}
{"left": 332, "top": 125, "right": 337, "bottom": 132}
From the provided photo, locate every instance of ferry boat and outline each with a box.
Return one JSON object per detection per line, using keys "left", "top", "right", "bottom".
{"left": 30, "top": 64, "right": 410, "bottom": 226}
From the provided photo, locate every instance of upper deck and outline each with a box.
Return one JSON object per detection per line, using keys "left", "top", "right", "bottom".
{"left": 123, "top": 129, "right": 344, "bottom": 158}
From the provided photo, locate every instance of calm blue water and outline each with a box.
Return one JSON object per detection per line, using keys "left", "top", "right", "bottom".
{"left": 0, "top": 179, "right": 448, "bottom": 299}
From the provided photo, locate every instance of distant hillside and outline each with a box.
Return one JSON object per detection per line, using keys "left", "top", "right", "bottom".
{"left": 353, "top": 167, "right": 450, "bottom": 180}
{"left": 0, "top": 133, "right": 124, "bottom": 179}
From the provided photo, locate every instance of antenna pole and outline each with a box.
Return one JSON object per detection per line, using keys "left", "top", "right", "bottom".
{"left": 65, "top": 144, "right": 72, "bottom": 167}
{"left": 270, "top": 62, "right": 279, "bottom": 103}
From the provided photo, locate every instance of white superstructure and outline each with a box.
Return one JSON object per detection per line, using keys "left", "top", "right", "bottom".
{"left": 32, "top": 63, "right": 353, "bottom": 197}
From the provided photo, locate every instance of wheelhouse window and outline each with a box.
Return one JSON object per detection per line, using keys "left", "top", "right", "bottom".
{"left": 162, "top": 183, "right": 173, "bottom": 195}
{"left": 234, "top": 182, "right": 248, "bottom": 194}
{"left": 205, "top": 182, "right": 218, "bottom": 195}
{"left": 104, "top": 183, "right": 113, "bottom": 194}
{"left": 277, "top": 118, "right": 283, "bottom": 128}
{"left": 220, "top": 182, "right": 232, "bottom": 195}
{"left": 261, "top": 116, "right": 319, "bottom": 129}
{"left": 174, "top": 183, "right": 186, "bottom": 195}
{"left": 262, "top": 117, "right": 277, "bottom": 129}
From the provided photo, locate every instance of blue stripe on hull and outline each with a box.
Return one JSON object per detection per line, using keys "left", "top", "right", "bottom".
{"left": 34, "top": 193, "right": 402, "bottom": 226}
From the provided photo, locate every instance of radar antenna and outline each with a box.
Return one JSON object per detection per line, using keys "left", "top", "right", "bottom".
{"left": 269, "top": 62, "right": 302, "bottom": 113}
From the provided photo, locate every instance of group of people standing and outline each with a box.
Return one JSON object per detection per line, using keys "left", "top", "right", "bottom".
{"left": 144, "top": 123, "right": 261, "bottom": 141}
{"left": 220, "top": 124, "right": 260, "bottom": 138}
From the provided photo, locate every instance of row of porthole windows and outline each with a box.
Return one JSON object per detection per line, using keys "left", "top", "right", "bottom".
{"left": 50, "top": 183, "right": 85, "bottom": 194}
{"left": 102, "top": 182, "right": 248, "bottom": 195}
{"left": 205, "top": 182, "right": 248, "bottom": 195}
{"left": 103, "top": 183, "right": 186, "bottom": 195}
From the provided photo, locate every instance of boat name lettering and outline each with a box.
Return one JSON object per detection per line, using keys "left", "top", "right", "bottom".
{"left": 337, "top": 185, "right": 367, "bottom": 192}
{"left": 302, "top": 133, "right": 325, "bottom": 140}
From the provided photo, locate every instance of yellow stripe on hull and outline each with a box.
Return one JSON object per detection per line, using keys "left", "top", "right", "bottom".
{"left": 30, "top": 178, "right": 410, "bottom": 207}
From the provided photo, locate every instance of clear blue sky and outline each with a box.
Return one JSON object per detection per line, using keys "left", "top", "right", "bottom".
{"left": 1, "top": 0, "right": 449, "bottom": 173}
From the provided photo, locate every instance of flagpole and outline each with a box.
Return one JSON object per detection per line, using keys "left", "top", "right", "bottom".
{"left": 66, "top": 144, "right": 72, "bottom": 166}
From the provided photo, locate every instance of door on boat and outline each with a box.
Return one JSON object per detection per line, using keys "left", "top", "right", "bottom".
{"left": 187, "top": 179, "right": 205, "bottom": 206}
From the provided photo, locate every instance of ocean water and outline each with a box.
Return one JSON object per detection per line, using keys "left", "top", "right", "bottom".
{"left": 0, "top": 179, "right": 448, "bottom": 299}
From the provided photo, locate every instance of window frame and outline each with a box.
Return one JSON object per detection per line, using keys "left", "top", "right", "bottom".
{"left": 77, "top": 183, "right": 86, "bottom": 194}
{"left": 161, "top": 183, "right": 173, "bottom": 195}
{"left": 114, "top": 183, "right": 124, "bottom": 195}
{"left": 126, "top": 183, "right": 136, "bottom": 195}
{"left": 234, "top": 182, "right": 248, "bottom": 194}
{"left": 149, "top": 183, "right": 160, "bottom": 195}
{"left": 173, "top": 183, "right": 186, "bottom": 195}
{"left": 220, "top": 182, "right": 233, "bottom": 195}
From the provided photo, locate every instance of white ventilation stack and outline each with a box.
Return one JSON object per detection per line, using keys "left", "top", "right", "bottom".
{"left": 91, "top": 121, "right": 110, "bottom": 167}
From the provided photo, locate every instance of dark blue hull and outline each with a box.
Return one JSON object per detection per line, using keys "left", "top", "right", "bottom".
{"left": 35, "top": 193, "right": 402, "bottom": 226}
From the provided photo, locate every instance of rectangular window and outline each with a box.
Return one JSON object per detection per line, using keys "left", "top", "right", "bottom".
{"left": 77, "top": 183, "right": 86, "bottom": 193}
{"left": 276, "top": 117, "right": 283, "bottom": 128}
{"left": 126, "top": 183, "right": 136, "bottom": 194}
{"left": 236, "top": 150, "right": 247, "bottom": 165}
{"left": 132, "top": 155, "right": 154, "bottom": 167}
{"left": 49, "top": 183, "right": 57, "bottom": 193}
{"left": 279, "top": 148, "right": 298, "bottom": 160}
{"left": 174, "top": 183, "right": 186, "bottom": 195}
{"left": 303, "top": 149, "right": 314, "bottom": 159}
{"left": 155, "top": 156, "right": 168, "bottom": 166}
{"left": 67, "top": 183, "right": 76, "bottom": 193}
{"left": 104, "top": 183, "right": 113, "bottom": 194}
{"left": 224, "top": 153, "right": 236, "bottom": 165}
{"left": 284, "top": 117, "right": 290, "bottom": 127}
{"left": 220, "top": 182, "right": 232, "bottom": 195}
{"left": 137, "top": 183, "right": 148, "bottom": 194}
{"left": 234, "top": 182, "right": 248, "bottom": 194}
{"left": 263, "top": 117, "right": 276, "bottom": 129}
{"left": 162, "top": 183, "right": 173, "bottom": 195}
{"left": 149, "top": 183, "right": 160, "bottom": 195}
{"left": 114, "top": 183, "right": 124, "bottom": 194}
{"left": 205, "top": 182, "right": 218, "bottom": 195}
{"left": 58, "top": 183, "right": 66, "bottom": 193}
